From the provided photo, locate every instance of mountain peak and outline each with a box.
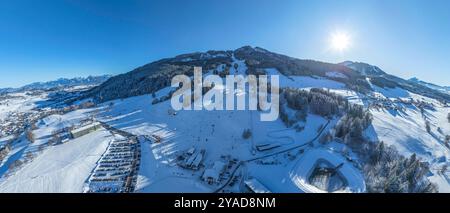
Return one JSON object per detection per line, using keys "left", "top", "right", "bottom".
{"left": 340, "top": 61, "right": 385, "bottom": 76}
{"left": 409, "top": 77, "right": 420, "bottom": 82}
{"left": 234, "top": 46, "right": 270, "bottom": 54}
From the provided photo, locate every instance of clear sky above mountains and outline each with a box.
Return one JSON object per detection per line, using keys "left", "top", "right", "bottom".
{"left": 1, "top": 0, "right": 449, "bottom": 87}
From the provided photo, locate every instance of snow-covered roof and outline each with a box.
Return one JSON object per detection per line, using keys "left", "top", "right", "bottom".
{"left": 191, "top": 152, "right": 203, "bottom": 167}
{"left": 185, "top": 152, "right": 198, "bottom": 166}
{"left": 70, "top": 122, "right": 101, "bottom": 135}
{"left": 187, "top": 147, "right": 195, "bottom": 155}
{"left": 244, "top": 178, "right": 271, "bottom": 193}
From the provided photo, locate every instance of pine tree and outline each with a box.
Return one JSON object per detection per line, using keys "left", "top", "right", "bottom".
{"left": 242, "top": 129, "right": 252, "bottom": 139}
{"left": 425, "top": 121, "right": 431, "bottom": 133}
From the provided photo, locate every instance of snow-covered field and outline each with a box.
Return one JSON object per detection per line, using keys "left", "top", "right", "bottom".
{"left": 0, "top": 129, "right": 111, "bottom": 192}
{"left": 0, "top": 92, "right": 46, "bottom": 120}
{"left": 364, "top": 86, "right": 450, "bottom": 191}
{"left": 266, "top": 68, "right": 346, "bottom": 89}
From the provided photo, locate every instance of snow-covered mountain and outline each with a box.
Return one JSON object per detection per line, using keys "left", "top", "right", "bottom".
{"left": 0, "top": 75, "right": 112, "bottom": 94}
{"left": 1, "top": 46, "right": 449, "bottom": 193}
{"left": 409, "top": 77, "right": 450, "bottom": 95}
{"left": 340, "top": 61, "right": 386, "bottom": 76}
{"left": 82, "top": 47, "right": 449, "bottom": 104}
{"left": 341, "top": 61, "right": 450, "bottom": 102}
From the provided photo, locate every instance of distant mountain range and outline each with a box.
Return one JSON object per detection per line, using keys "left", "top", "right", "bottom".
{"left": 0, "top": 75, "right": 112, "bottom": 94}
{"left": 408, "top": 77, "right": 450, "bottom": 95}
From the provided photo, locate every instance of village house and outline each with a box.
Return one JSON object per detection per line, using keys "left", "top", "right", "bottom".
{"left": 70, "top": 122, "right": 102, "bottom": 138}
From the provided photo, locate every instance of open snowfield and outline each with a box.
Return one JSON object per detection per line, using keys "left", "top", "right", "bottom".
{"left": 265, "top": 68, "right": 346, "bottom": 89}
{"left": 0, "top": 92, "right": 47, "bottom": 120}
{"left": 0, "top": 107, "right": 99, "bottom": 175}
{"left": 0, "top": 129, "right": 112, "bottom": 192}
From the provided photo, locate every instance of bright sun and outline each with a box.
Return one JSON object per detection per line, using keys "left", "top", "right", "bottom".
{"left": 331, "top": 32, "right": 350, "bottom": 51}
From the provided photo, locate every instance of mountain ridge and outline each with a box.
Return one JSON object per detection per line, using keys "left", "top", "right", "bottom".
{"left": 0, "top": 75, "right": 112, "bottom": 93}
{"left": 408, "top": 77, "right": 450, "bottom": 95}
{"left": 82, "top": 46, "right": 450, "bottom": 103}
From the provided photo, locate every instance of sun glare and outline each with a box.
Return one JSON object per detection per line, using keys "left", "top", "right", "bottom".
{"left": 331, "top": 31, "right": 350, "bottom": 51}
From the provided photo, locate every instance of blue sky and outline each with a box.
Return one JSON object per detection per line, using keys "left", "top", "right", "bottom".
{"left": 0, "top": 0, "right": 449, "bottom": 88}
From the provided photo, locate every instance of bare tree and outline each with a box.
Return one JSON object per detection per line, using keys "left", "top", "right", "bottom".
{"left": 8, "top": 159, "right": 23, "bottom": 170}
{"left": 26, "top": 130, "right": 35, "bottom": 143}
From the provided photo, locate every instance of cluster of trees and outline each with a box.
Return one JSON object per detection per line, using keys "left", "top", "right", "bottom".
{"left": 325, "top": 113, "right": 436, "bottom": 192}
{"left": 333, "top": 105, "right": 372, "bottom": 148}
{"left": 414, "top": 101, "right": 436, "bottom": 116}
{"left": 279, "top": 88, "right": 349, "bottom": 127}
{"left": 364, "top": 142, "right": 437, "bottom": 193}
{"left": 217, "top": 65, "right": 231, "bottom": 78}
{"left": 23, "top": 151, "right": 34, "bottom": 163}
{"left": 369, "top": 77, "right": 397, "bottom": 89}
{"left": 8, "top": 159, "right": 23, "bottom": 171}
{"left": 0, "top": 144, "right": 11, "bottom": 162}
{"left": 317, "top": 97, "right": 436, "bottom": 192}
{"left": 82, "top": 52, "right": 233, "bottom": 103}
{"left": 282, "top": 88, "right": 347, "bottom": 117}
